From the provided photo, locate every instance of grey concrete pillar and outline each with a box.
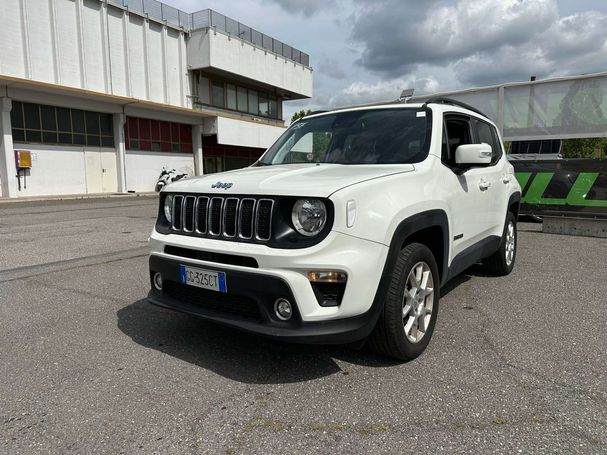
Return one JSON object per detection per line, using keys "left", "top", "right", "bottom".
{"left": 193, "top": 124, "right": 203, "bottom": 176}
{"left": 113, "top": 113, "right": 127, "bottom": 193}
{"left": 0, "top": 97, "right": 18, "bottom": 198}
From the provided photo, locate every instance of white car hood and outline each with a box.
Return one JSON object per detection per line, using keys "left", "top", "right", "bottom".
{"left": 164, "top": 163, "right": 415, "bottom": 197}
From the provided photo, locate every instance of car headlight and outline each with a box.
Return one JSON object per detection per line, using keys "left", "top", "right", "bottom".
{"left": 291, "top": 199, "right": 327, "bottom": 236}
{"left": 163, "top": 194, "right": 173, "bottom": 223}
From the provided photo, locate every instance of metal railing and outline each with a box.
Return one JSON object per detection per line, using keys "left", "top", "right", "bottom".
{"left": 191, "top": 9, "right": 310, "bottom": 67}
{"left": 107, "top": 1, "right": 310, "bottom": 67}
{"left": 411, "top": 71, "right": 607, "bottom": 141}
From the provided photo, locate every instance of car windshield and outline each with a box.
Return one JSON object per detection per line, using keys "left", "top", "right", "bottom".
{"left": 259, "top": 108, "right": 432, "bottom": 165}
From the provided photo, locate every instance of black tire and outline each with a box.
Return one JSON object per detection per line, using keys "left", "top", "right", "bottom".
{"left": 482, "top": 212, "right": 517, "bottom": 276}
{"left": 368, "top": 243, "right": 440, "bottom": 361}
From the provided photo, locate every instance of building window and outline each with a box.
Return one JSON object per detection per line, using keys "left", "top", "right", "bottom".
{"left": 226, "top": 84, "right": 237, "bottom": 110}
{"left": 211, "top": 81, "right": 225, "bottom": 108}
{"left": 237, "top": 86, "right": 248, "bottom": 112}
{"left": 196, "top": 74, "right": 282, "bottom": 120}
{"left": 124, "top": 116, "right": 192, "bottom": 153}
{"left": 247, "top": 90, "right": 258, "bottom": 115}
{"left": 11, "top": 101, "right": 114, "bottom": 147}
{"left": 258, "top": 94, "right": 269, "bottom": 116}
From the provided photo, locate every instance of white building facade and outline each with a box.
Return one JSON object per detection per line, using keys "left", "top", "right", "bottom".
{"left": 0, "top": 0, "right": 312, "bottom": 197}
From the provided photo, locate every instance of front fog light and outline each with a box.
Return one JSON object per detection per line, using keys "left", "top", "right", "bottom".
{"left": 291, "top": 199, "right": 327, "bottom": 236}
{"left": 163, "top": 195, "right": 173, "bottom": 223}
{"left": 274, "top": 298, "right": 293, "bottom": 320}
{"left": 153, "top": 272, "right": 163, "bottom": 291}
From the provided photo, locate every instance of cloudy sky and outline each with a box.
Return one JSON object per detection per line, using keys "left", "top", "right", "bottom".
{"left": 164, "top": 0, "right": 607, "bottom": 121}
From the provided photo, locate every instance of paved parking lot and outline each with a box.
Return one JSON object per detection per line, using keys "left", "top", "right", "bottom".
{"left": 0, "top": 197, "right": 605, "bottom": 454}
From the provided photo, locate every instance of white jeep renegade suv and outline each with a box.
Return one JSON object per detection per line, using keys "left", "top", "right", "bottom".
{"left": 148, "top": 98, "right": 521, "bottom": 360}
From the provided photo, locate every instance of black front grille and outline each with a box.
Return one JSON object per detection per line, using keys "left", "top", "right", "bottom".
{"left": 163, "top": 280, "right": 262, "bottom": 321}
{"left": 255, "top": 200, "right": 273, "bottom": 240}
{"left": 184, "top": 196, "right": 195, "bottom": 232}
{"left": 170, "top": 195, "right": 274, "bottom": 242}
{"left": 164, "top": 245, "right": 259, "bottom": 268}
{"left": 223, "top": 198, "right": 238, "bottom": 237}
{"left": 239, "top": 199, "right": 255, "bottom": 239}
{"left": 209, "top": 198, "right": 222, "bottom": 235}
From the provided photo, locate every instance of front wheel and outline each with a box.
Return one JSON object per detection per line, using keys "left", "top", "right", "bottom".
{"left": 368, "top": 243, "right": 440, "bottom": 361}
{"left": 482, "top": 212, "right": 517, "bottom": 276}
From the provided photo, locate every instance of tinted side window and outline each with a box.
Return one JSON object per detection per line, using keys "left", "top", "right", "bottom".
{"left": 490, "top": 127, "right": 504, "bottom": 163}
{"left": 474, "top": 119, "right": 502, "bottom": 164}
{"left": 444, "top": 115, "right": 473, "bottom": 165}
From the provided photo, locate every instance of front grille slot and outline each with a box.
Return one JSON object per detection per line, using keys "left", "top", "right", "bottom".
{"left": 209, "top": 198, "right": 223, "bottom": 235}
{"left": 172, "top": 195, "right": 184, "bottom": 231}
{"left": 169, "top": 194, "right": 274, "bottom": 243}
{"left": 238, "top": 199, "right": 255, "bottom": 239}
{"left": 223, "top": 198, "right": 239, "bottom": 237}
{"left": 196, "top": 197, "right": 209, "bottom": 233}
{"left": 183, "top": 196, "right": 196, "bottom": 232}
{"left": 255, "top": 199, "right": 274, "bottom": 241}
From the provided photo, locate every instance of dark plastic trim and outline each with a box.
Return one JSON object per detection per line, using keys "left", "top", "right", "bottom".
{"left": 446, "top": 235, "right": 501, "bottom": 282}
{"left": 424, "top": 97, "right": 489, "bottom": 119}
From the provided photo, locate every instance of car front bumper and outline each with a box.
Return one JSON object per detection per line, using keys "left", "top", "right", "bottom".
{"left": 148, "top": 255, "right": 383, "bottom": 344}
{"left": 147, "top": 230, "right": 390, "bottom": 344}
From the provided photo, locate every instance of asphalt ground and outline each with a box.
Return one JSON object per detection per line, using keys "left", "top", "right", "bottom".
{"left": 0, "top": 197, "right": 605, "bottom": 454}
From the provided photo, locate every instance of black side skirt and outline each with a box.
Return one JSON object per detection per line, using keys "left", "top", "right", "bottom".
{"left": 446, "top": 235, "right": 501, "bottom": 282}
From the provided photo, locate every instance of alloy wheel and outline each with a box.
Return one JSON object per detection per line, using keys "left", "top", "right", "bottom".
{"left": 402, "top": 261, "right": 434, "bottom": 343}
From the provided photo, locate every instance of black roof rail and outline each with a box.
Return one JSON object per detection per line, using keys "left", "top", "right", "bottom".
{"left": 422, "top": 97, "right": 488, "bottom": 119}
{"left": 305, "top": 110, "right": 329, "bottom": 117}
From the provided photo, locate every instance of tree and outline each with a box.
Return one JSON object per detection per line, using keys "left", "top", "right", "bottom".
{"left": 291, "top": 109, "right": 312, "bottom": 123}
{"left": 561, "top": 138, "right": 607, "bottom": 159}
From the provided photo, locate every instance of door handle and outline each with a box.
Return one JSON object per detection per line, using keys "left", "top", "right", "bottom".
{"left": 479, "top": 178, "right": 491, "bottom": 190}
{"left": 502, "top": 175, "right": 511, "bottom": 184}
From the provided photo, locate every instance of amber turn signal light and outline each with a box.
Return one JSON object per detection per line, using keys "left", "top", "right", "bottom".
{"left": 307, "top": 271, "right": 347, "bottom": 283}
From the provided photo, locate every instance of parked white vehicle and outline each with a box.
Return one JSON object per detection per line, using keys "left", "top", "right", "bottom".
{"left": 148, "top": 98, "right": 521, "bottom": 360}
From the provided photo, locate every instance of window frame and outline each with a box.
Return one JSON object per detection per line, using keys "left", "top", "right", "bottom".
{"left": 123, "top": 116, "right": 193, "bottom": 154}
{"left": 472, "top": 118, "right": 503, "bottom": 165}
{"left": 194, "top": 73, "right": 282, "bottom": 121}
{"left": 442, "top": 114, "right": 474, "bottom": 167}
{"left": 11, "top": 102, "right": 114, "bottom": 147}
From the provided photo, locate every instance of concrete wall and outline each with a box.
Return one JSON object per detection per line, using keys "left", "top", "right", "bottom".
{"left": 0, "top": 0, "right": 189, "bottom": 107}
{"left": 125, "top": 150, "right": 194, "bottom": 192}
{"left": 187, "top": 30, "right": 313, "bottom": 99}
{"left": 215, "top": 117, "right": 284, "bottom": 149}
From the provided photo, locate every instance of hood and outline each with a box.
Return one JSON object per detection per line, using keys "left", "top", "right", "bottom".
{"left": 164, "top": 163, "right": 415, "bottom": 197}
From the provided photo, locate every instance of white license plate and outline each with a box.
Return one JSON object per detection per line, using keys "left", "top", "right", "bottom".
{"left": 179, "top": 265, "right": 227, "bottom": 293}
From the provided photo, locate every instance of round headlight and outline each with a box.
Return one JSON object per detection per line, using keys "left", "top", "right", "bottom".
{"left": 291, "top": 199, "right": 327, "bottom": 236}
{"left": 163, "top": 194, "right": 173, "bottom": 223}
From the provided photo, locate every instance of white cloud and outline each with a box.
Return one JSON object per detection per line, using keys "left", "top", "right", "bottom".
{"left": 453, "top": 9, "right": 607, "bottom": 86}
{"left": 354, "top": 0, "right": 559, "bottom": 76}
{"left": 264, "top": 0, "right": 338, "bottom": 16}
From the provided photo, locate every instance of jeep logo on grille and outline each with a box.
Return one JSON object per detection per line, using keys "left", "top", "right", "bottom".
{"left": 211, "top": 181, "right": 233, "bottom": 190}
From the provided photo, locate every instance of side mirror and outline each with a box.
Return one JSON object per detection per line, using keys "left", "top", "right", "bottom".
{"left": 455, "top": 143, "right": 492, "bottom": 165}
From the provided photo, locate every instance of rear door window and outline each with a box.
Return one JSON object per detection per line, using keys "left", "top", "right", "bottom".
{"left": 474, "top": 119, "right": 502, "bottom": 164}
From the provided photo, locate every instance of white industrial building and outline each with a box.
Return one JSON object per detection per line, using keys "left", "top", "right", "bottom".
{"left": 0, "top": 0, "right": 312, "bottom": 198}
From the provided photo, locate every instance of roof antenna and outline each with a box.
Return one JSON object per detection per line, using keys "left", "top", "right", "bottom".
{"left": 399, "top": 88, "right": 415, "bottom": 103}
